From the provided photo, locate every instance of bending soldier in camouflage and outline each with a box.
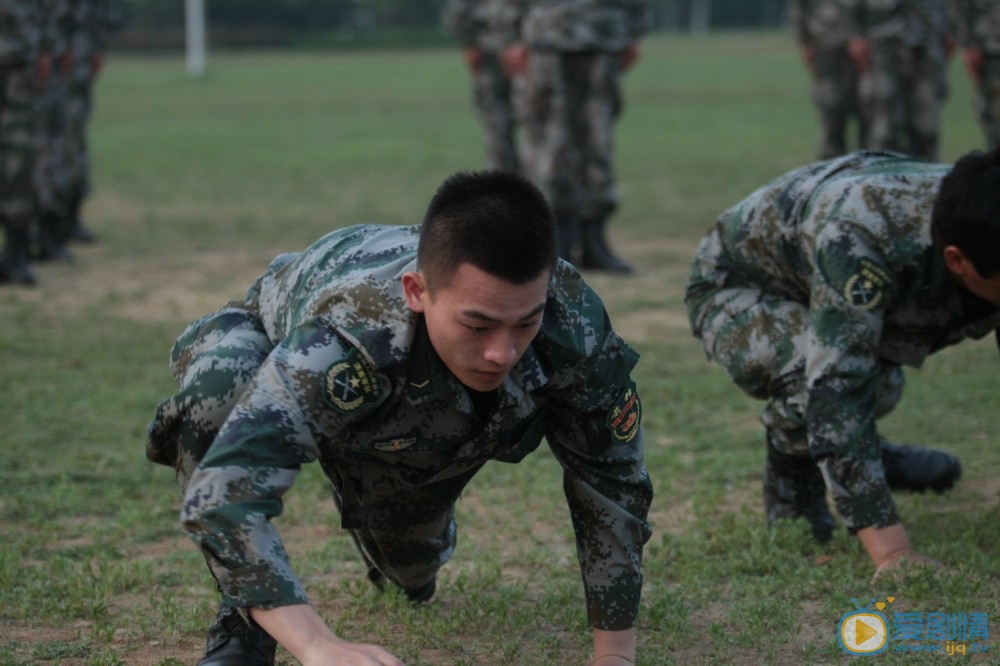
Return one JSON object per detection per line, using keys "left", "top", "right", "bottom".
{"left": 954, "top": 0, "right": 1000, "bottom": 149}
{"left": 443, "top": 0, "right": 522, "bottom": 172}
{"left": 503, "top": 0, "right": 652, "bottom": 273}
{"left": 686, "top": 149, "right": 1000, "bottom": 582}
{"left": 148, "top": 170, "right": 652, "bottom": 666}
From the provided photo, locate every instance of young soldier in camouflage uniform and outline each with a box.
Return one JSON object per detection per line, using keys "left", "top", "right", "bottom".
{"left": 789, "top": 0, "right": 866, "bottom": 159}
{"left": 954, "top": 0, "right": 1000, "bottom": 149}
{"left": 1, "top": 1, "right": 47, "bottom": 285}
{"left": 686, "top": 148, "right": 1000, "bottom": 581}
{"left": 147, "top": 170, "right": 652, "bottom": 666}
{"left": 849, "top": 0, "right": 952, "bottom": 160}
{"left": 503, "top": 0, "right": 651, "bottom": 274}
{"left": 443, "top": 0, "right": 522, "bottom": 172}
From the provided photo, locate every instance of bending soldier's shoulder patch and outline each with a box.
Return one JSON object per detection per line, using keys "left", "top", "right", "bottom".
{"left": 844, "top": 257, "right": 893, "bottom": 311}
{"left": 605, "top": 381, "right": 641, "bottom": 445}
{"left": 322, "top": 349, "right": 381, "bottom": 414}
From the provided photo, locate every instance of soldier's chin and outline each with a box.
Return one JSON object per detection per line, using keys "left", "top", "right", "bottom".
{"left": 462, "top": 369, "right": 507, "bottom": 391}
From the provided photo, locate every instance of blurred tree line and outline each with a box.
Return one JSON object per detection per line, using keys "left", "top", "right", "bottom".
{"left": 117, "top": 0, "right": 787, "bottom": 49}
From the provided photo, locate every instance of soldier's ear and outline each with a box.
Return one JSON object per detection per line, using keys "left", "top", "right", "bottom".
{"left": 942, "top": 245, "right": 970, "bottom": 280}
{"left": 402, "top": 271, "right": 428, "bottom": 312}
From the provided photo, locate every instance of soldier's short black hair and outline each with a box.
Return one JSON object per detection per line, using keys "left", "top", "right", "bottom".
{"left": 418, "top": 170, "right": 558, "bottom": 291}
{"left": 932, "top": 147, "right": 1000, "bottom": 278}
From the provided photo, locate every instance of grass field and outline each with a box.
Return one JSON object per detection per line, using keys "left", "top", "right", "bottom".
{"left": 1, "top": 31, "right": 997, "bottom": 665}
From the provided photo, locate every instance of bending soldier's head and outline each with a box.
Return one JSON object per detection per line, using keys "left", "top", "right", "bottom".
{"left": 403, "top": 170, "right": 558, "bottom": 392}
{"left": 932, "top": 148, "right": 1000, "bottom": 306}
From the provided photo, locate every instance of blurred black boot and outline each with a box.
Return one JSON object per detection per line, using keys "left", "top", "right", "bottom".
{"left": 555, "top": 210, "right": 580, "bottom": 265}
{"left": 1, "top": 222, "right": 38, "bottom": 286}
{"left": 881, "top": 440, "right": 961, "bottom": 493}
{"left": 580, "top": 217, "right": 633, "bottom": 274}
{"left": 32, "top": 211, "right": 73, "bottom": 262}
{"left": 66, "top": 194, "right": 96, "bottom": 243}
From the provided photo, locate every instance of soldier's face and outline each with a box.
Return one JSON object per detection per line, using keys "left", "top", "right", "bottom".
{"left": 402, "top": 263, "right": 550, "bottom": 392}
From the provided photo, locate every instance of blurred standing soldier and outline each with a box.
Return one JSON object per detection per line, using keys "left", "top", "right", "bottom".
{"left": 789, "top": 0, "right": 866, "bottom": 159}
{"left": 0, "top": 1, "right": 48, "bottom": 285}
{"left": 849, "top": 0, "right": 953, "bottom": 160}
{"left": 443, "top": 0, "right": 522, "bottom": 172}
{"left": 954, "top": 0, "right": 1000, "bottom": 149}
{"left": 61, "top": 0, "right": 125, "bottom": 244}
{"left": 32, "top": 0, "right": 74, "bottom": 262}
{"left": 504, "top": 0, "right": 652, "bottom": 274}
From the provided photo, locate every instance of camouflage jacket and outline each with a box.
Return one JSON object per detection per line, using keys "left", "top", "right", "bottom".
{"left": 0, "top": 1, "right": 41, "bottom": 67}
{"left": 953, "top": 0, "right": 1000, "bottom": 53}
{"left": 513, "top": 0, "right": 653, "bottom": 52}
{"left": 443, "top": 0, "right": 521, "bottom": 52}
{"left": 788, "top": 0, "right": 858, "bottom": 50}
{"left": 181, "top": 224, "right": 653, "bottom": 631}
{"left": 687, "top": 151, "right": 1000, "bottom": 528}
{"left": 852, "top": 0, "right": 951, "bottom": 47}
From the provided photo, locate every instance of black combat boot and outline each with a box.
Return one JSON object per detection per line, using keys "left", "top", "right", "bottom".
{"left": 32, "top": 211, "right": 73, "bottom": 262}
{"left": 0, "top": 222, "right": 38, "bottom": 286}
{"left": 555, "top": 210, "right": 580, "bottom": 265}
{"left": 762, "top": 444, "right": 835, "bottom": 543}
{"left": 880, "top": 440, "right": 961, "bottom": 493}
{"left": 580, "top": 217, "right": 633, "bottom": 274}
{"left": 197, "top": 604, "right": 277, "bottom": 666}
{"left": 65, "top": 193, "right": 96, "bottom": 243}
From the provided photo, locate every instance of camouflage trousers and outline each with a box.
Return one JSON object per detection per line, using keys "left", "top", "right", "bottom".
{"left": 519, "top": 49, "right": 623, "bottom": 220}
{"left": 859, "top": 42, "right": 947, "bottom": 161}
{"left": 147, "top": 304, "right": 452, "bottom": 592}
{"left": 973, "top": 53, "right": 1000, "bottom": 150}
{"left": 687, "top": 285, "right": 905, "bottom": 458}
{"left": 35, "top": 72, "right": 72, "bottom": 218}
{"left": 470, "top": 52, "right": 519, "bottom": 172}
{"left": 0, "top": 65, "right": 40, "bottom": 225}
{"left": 810, "top": 45, "right": 864, "bottom": 159}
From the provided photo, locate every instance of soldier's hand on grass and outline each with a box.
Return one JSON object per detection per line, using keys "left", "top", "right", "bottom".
{"left": 870, "top": 549, "right": 944, "bottom": 585}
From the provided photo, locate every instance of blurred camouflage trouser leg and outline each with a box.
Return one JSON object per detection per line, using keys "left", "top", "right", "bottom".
{"left": 858, "top": 41, "right": 908, "bottom": 154}
{"left": 1, "top": 66, "right": 41, "bottom": 284}
{"left": 811, "top": 46, "right": 862, "bottom": 159}
{"left": 974, "top": 55, "right": 1000, "bottom": 150}
{"left": 901, "top": 46, "right": 945, "bottom": 161}
{"left": 520, "top": 50, "right": 621, "bottom": 221}
{"left": 472, "top": 52, "right": 519, "bottom": 173}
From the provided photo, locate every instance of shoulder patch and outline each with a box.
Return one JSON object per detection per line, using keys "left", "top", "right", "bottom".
{"left": 605, "top": 382, "right": 641, "bottom": 445}
{"left": 322, "top": 349, "right": 382, "bottom": 414}
{"left": 844, "top": 257, "right": 893, "bottom": 310}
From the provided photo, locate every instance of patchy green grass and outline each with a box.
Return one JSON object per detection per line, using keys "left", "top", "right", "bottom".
{"left": 0, "top": 31, "right": 996, "bottom": 665}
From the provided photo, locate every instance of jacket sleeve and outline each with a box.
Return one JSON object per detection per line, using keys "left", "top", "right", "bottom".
{"left": 805, "top": 221, "right": 899, "bottom": 531}
{"left": 181, "top": 319, "right": 378, "bottom": 609}
{"left": 542, "top": 325, "right": 652, "bottom": 631}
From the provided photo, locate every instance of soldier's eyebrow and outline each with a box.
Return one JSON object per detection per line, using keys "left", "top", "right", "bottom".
{"left": 461, "top": 303, "right": 546, "bottom": 323}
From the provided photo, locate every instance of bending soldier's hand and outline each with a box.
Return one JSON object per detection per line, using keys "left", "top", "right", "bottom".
{"left": 858, "top": 523, "right": 943, "bottom": 585}
{"left": 501, "top": 43, "right": 528, "bottom": 76}
{"left": 462, "top": 48, "right": 484, "bottom": 75}
{"left": 252, "top": 604, "right": 405, "bottom": 666}
{"left": 848, "top": 37, "right": 870, "bottom": 73}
